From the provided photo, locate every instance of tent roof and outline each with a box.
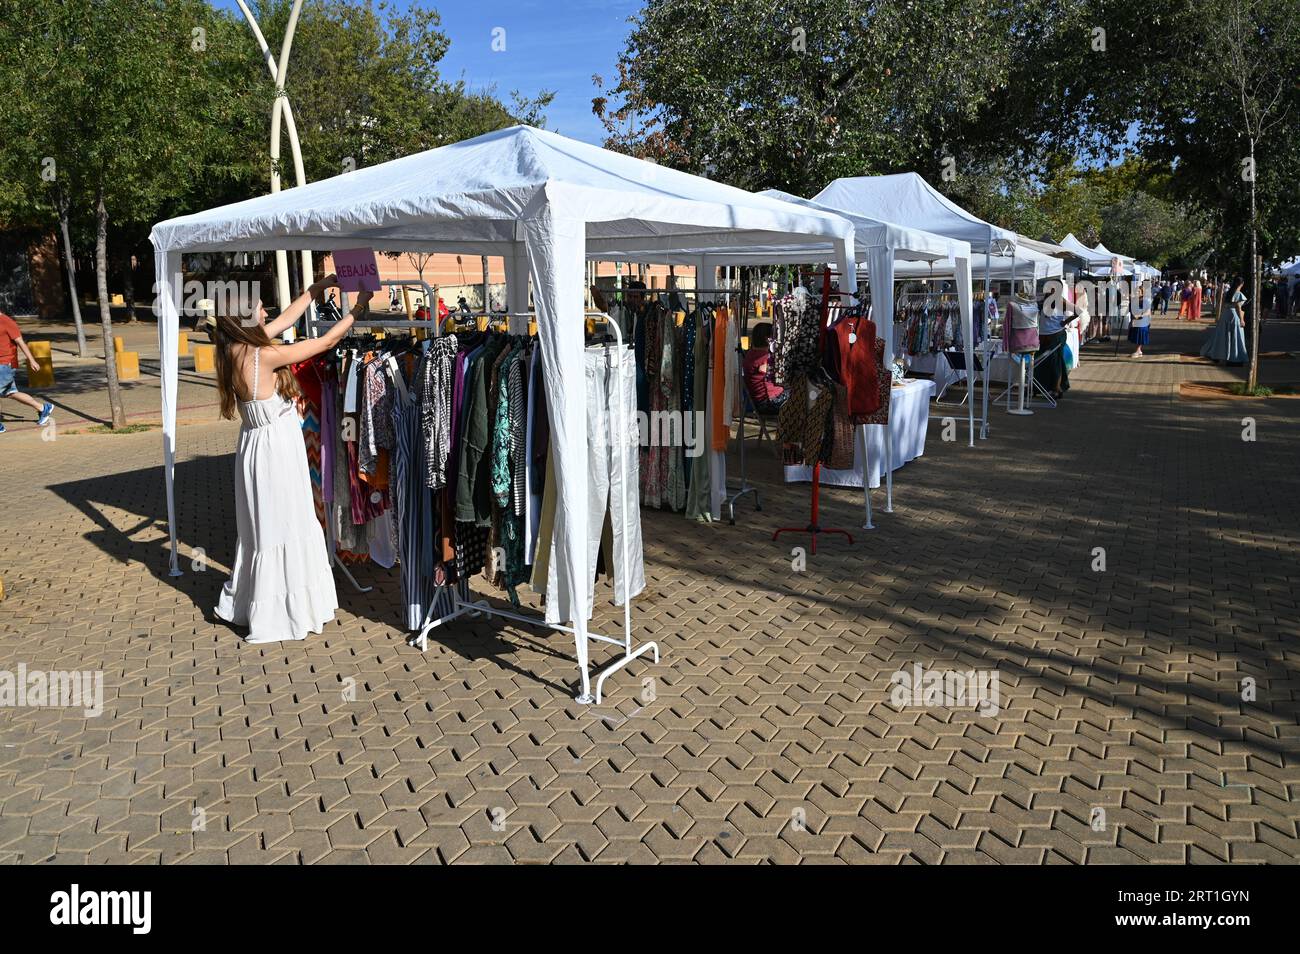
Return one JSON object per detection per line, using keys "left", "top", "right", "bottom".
{"left": 150, "top": 125, "right": 855, "bottom": 257}
{"left": 759, "top": 190, "right": 963, "bottom": 261}
{"left": 893, "top": 249, "right": 1063, "bottom": 282}
{"left": 1017, "top": 236, "right": 1075, "bottom": 260}
{"left": 601, "top": 189, "right": 970, "bottom": 265}
{"left": 1093, "top": 241, "right": 1135, "bottom": 264}
{"left": 812, "top": 172, "right": 1018, "bottom": 254}
{"left": 1058, "top": 233, "right": 1112, "bottom": 268}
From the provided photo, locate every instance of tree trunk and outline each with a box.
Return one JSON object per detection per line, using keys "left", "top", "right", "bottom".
{"left": 481, "top": 255, "right": 490, "bottom": 312}
{"left": 56, "top": 195, "right": 88, "bottom": 358}
{"left": 96, "top": 189, "right": 127, "bottom": 429}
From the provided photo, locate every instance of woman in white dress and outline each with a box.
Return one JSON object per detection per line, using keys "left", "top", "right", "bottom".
{"left": 213, "top": 275, "right": 371, "bottom": 643}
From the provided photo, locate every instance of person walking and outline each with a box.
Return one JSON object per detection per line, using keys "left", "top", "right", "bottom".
{"left": 1177, "top": 281, "right": 1191, "bottom": 319}
{"left": 1200, "top": 277, "right": 1248, "bottom": 365}
{"left": 1128, "top": 296, "right": 1152, "bottom": 357}
{"left": 1191, "top": 279, "right": 1204, "bottom": 320}
{"left": 212, "top": 273, "right": 365, "bottom": 644}
{"left": 0, "top": 311, "right": 54, "bottom": 434}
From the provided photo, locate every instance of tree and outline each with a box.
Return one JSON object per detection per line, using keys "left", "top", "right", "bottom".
{"left": 0, "top": 2, "right": 91, "bottom": 355}
{"left": 1074, "top": 0, "right": 1300, "bottom": 314}
{"left": 594, "top": 0, "right": 1043, "bottom": 195}
{"left": 1218, "top": 0, "right": 1297, "bottom": 390}
{"left": 1, "top": 0, "right": 263, "bottom": 426}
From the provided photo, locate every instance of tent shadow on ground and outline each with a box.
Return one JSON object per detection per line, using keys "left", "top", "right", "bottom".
{"left": 637, "top": 347, "right": 1300, "bottom": 764}
{"left": 43, "top": 316, "right": 1300, "bottom": 738}
{"left": 45, "top": 452, "right": 586, "bottom": 698}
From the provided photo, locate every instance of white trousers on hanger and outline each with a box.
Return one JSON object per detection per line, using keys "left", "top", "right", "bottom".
{"left": 546, "top": 344, "right": 645, "bottom": 624}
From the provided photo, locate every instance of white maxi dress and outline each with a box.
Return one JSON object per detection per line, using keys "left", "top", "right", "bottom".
{"left": 215, "top": 347, "right": 339, "bottom": 642}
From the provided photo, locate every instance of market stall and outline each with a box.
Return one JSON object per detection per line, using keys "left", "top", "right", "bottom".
{"left": 151, "top": 125, "right": 859, "bottom": 703}
{"left": 814, "top": 173, "right": 1019, "bottom": 440}
{"left": 605, "top": 188, "right": 973, "bottom": 525}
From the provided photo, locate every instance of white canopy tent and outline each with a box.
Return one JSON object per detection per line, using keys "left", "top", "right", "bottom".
{"left": 892, "top": 246, "right": 1063, "bottom": 282}
{"left": 814, "top": 172, "right": 1022, "bottom": 439}
{"left": 1017, "top": 236, "right": 1074, "bottom": 261}
{"left": 150, "top": 125, "right": 858, "bottom": 702}
{"left": 600, "top": 187, "right": 975, "bottom": 523}
{"left": 1284, "top": 258, "right": 1300, "bottom": 311}
{"left": 1059, "top": 233, "right": 1123, "bottom": 274}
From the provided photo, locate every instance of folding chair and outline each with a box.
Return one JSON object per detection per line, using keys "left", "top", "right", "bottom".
{"left": 740, "top": 388, "right": 778, "bottom": 445}
{"left": 1027, "top": 341, "right": 1063, "bottom": 409}
{"left": 935, "top": 349, "right": 980, "bottom": 406}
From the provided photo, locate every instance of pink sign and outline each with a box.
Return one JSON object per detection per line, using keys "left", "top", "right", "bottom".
{"left": 333, "top": 247, "right": 381, "bottom": 293}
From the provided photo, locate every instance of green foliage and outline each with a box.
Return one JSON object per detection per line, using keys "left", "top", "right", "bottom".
{"left": 1075, "top": 0, "right": 1300, "bottom": 266}
{"left": 0, "top": 0, "right": 263, "bottom": 238}
{"left": 594, "top": 0, "right": 1037, "bottom": 195}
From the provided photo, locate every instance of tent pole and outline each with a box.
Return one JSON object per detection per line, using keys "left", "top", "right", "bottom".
{"left": 980, "top": 228, "right": 993, "bottom": 439}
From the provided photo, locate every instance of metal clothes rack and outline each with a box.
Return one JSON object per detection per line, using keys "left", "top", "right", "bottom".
{"left": 312, "top": 280, "right": 657, "bottom": 703}
{"left": 413, "top": 311, "right": 654, "bottom": 705}
{"left": 655, "top": 285, "right": 758, "bottom": 524}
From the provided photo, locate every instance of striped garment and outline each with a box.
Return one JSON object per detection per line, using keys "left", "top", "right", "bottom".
{"left": 418, "top": 335, "right": 458, "bottom": 490}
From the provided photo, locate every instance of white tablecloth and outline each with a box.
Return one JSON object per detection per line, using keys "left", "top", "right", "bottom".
{"left": 784, "top": 378, "right": 935, "bottom": 489}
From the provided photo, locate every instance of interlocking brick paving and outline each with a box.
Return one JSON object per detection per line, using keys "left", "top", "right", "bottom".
{"left": 1, "top": 318, "right": 1297, "bottom": 864}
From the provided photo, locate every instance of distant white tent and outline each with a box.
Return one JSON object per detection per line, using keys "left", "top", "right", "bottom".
{"left": 815, "top": 173, "right": 1025, "bottom": 439}
{"left": 1058, "top": 234, "right": 1117, "bottom": 273}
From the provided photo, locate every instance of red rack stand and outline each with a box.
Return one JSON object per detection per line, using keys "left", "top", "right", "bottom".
{"left": 771, "top": 268, "right": 853, "bottom": 554}
{"left": 772, "top": 461, "right": 853, "bottom": 554}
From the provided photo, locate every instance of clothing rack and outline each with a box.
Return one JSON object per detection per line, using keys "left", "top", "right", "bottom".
{"left": 773, "top": 268, "right": 854, "bottom": 550}
{"left": 311, "top": 295, "right": 656, "bottom": 702}
{"left": 405, "top": 311, "right": 655, "bottom": 706}
{"left": 657, "top": 286, "right": 758, "bottom": 524}
{"left": 307, "top": 312, "right": 444, "bottom": 596}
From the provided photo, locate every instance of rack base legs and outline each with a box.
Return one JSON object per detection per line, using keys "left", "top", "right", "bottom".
{"left": 408, "top": 593, "right": 660, "bottom": 705}
{"left": 725, "top": 482, "right": 761, "bottom": 525}
{"left": 772, "top": 524, "right": 853, "bottom": 556}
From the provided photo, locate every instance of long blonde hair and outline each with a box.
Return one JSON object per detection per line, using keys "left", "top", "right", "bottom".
{"left": 214, "top": 312, "right": 299, "bottom": 420}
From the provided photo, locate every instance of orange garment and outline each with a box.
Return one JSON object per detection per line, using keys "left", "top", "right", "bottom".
{"left": 710, "top": 306, "right": 729, "bottom": 451}
{"left": 358, "top": 448, "right": 390, "bottom": 490}
{"left": 1192, "top": 286, "right": 1203, "bottom": 319}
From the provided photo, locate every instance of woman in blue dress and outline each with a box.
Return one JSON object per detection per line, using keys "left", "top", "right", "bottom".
{"left": 1200, "top": 277, "right": 1248, "bottom": 365}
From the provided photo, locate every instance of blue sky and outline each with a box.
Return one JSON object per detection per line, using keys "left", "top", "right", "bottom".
{"left": 214, "top": 0, "right": 639, "bottom": 143}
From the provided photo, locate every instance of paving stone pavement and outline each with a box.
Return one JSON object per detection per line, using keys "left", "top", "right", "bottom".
{"left": 1, "top": 318, "right": 1297, "bottom": 864}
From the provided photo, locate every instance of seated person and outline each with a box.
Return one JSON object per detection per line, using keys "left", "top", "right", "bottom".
{"left": 743, "top": 322, "right": 787, "bottom": 413}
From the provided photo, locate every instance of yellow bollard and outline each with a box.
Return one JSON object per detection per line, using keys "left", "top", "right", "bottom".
{"left": 115, "top": 350, "right": 140, "bottom": 381}
{"left": 27, "top": 340, "right": 54, "bottom": 388}
{"left": 178, "top": 332, "right": 190, "bottom": 357}
{"left": 192, "top": 343, "right": 216, "bottom": 373}
{"left": 113, "top": 335, "right": 125, "bottom": 353}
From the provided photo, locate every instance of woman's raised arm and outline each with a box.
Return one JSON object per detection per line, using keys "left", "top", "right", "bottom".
{"left": 262, "top": 289, "right": 372, "bottom": 370}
